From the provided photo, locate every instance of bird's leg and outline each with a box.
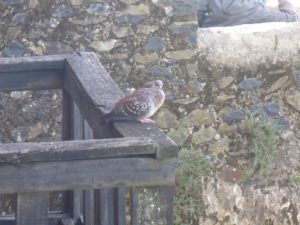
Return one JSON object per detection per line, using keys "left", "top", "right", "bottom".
{"left": 138, "top": 118, "right": 155, "bottom": 124}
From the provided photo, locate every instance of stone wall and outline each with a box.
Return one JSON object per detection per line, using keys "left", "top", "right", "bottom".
{"left": 1, "top": 0, "right": 300, "bottom": 224}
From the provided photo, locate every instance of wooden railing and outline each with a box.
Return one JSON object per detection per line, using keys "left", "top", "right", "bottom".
{"left": 0, "top": 52, "right": 178, "bottom": 225}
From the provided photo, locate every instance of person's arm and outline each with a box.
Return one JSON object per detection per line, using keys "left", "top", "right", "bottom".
{"left": 277, "top": 0, "right": 298, "bottom": 21}
{"left": 250, "top": 0, "right": 298, "bottom": 23}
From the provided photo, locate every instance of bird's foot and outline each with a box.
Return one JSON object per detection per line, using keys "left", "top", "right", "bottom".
{"left": 138, "top": 118, "right": 155, "bottom": 124}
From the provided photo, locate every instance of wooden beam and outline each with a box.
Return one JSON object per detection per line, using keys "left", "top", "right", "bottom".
{"left": 0, "top": 212, "right": 71, "bottom": 225}
{"left": 0, "top": 157, "right": 176, "bottom": 193}
{"left": 0, "top": 54, "right": 69, "bottom": 73}
{"left": 0, "top": 137, "right": 157, "bottom": 164}
{"left": 0, "top": 69, "right": 64, "bottom": 91}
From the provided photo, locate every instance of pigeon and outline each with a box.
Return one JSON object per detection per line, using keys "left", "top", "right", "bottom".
{"left": 100, "top": 80, "right": 165, "bottom": 124}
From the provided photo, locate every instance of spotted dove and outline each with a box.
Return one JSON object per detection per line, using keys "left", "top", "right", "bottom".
{"left": 100, "top": 80, "right": 165, "bottom": 124}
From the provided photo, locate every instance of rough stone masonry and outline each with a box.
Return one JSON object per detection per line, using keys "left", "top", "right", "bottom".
{"left": 1, "top": 0, "right": 300, "bottom": 224}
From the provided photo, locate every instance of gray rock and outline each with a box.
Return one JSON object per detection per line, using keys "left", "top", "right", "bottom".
{"left": 42, "top": 41, "right": 74, "bottom": 55}
{"left": 5, "top": 0, "right": 23, "bottom": 5}
{"left": 117, "top": 4, "right": 149, "bottom": 24}
{"left": 239, "top": 78, "right": 263, "bottom": 90}
{"left": 12, "top": 13, "right": 26, "bottom": 24}
{"left": 286, "top": 90, "right": 300, "bottom": 111}
{"left": 148, "top": 66, "right": 173, "bottom": 79}
{"left": 89, "top": 40, "right": 118, "bottom": 52}
{"left": 171, "top": 1, "right": 197, "bottom": 17}
{"left": 7, "top": 26, "right": 22, "bottom": 41}
{"left": 28, "top": 0, "right": 38, "bottom": 8}
{"left": 269, "top": 76, "right": 289, "bottom": 92}
{"left": 208, "top": 137, "right": 230, "bottom": 156}
{"left": 192, "top": 127, "right": 217, "bottom": 145}
{"left": 249, "top": 102, "right": 280, "bottom": 119}
{"left": 168, "top": 22, "right": 197, "bottom": 34}
{"left": 168, "top": 126, "right": 189, "bottom": 146}
{"left": 218, "top": 76, "right": 234, "bottom": 89}
{"left": 136, "top": 25, "right": 159, "bottom": 34}
{"left": 165, "top": 49, "right": 196, "bottom": 60}
{"left": 186, "top": 62, "right": 198, "bottom": 77}
{"left": 3, "top": 42, "right": 29, "bottom": 57}
{"left": 155, "top": 108, "right": 178, "bottom": 130}
{"left": 185, "top": 32, "right": 197, "bottom": 47}
{"left": 69, "top": 0, "right": 84, "bottom": 5}
{"left": 120, "top": 0, "right": 140, "bottom": 4}
{"left": 223, "top": 110, "right": 244, "bottom": 125}
{"left": 117, "top": 15, "right": 147, "bottom": 23}
{"left": 134, "top": 53, "right": 159, "bottom": 64}
{"left": 293, "top": 70, "right": 300, "bottom": 88}
{"left": 144, "top": 36, "right": 165, "bottom": 51}
{"left": 185, "top": 80, "right": 206, "bottom": 95}
{"left": 182, "top": 108, "right": 216, "bottom": 127}
{"left": 52, "top": 6, "right": 74, "bottom": 18}
{"left": 273, "top": 117, "right": 290, "bottom": 130}
{"left": 112, "top": 26, "right": 133, "bottom": 38}
{"left": 86, "top": 3, "right": 110, "bottom": 15}
{"left": 115, "top": 60, "right": 131, "bottom": 76}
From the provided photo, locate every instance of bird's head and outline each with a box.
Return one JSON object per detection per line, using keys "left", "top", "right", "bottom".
{"left": 154, "top": 80, "right": 163, "bottom": 89}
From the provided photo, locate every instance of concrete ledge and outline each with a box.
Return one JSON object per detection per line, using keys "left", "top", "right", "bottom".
{"left": 197, "top": 22, "right": 300, "bottom": 78}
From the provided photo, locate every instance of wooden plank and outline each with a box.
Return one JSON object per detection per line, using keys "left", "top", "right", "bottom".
{"left": 113, "top": 123, "right": 178, "bottom": 159}
{"left": 62, "top": 90, "right": 73, "bottom": 141}
{"left": 83, "top": 190, "right": 94, "bottom": 225}
{"left": 114, "top": 187, "right": 126, "bottom": 225}
{"left": 70, "top": 103, "right": 84, "bottom": 224}
{"left": 0, "top": 70, "right": 64, "bottom": 91}
{"left": 99, "top": 188, "right": 115, "bottom": 225}
{"left": 0, "top": 54, "right": 69, "bottom": 73}
{"left": 0, "top": 157, "right": 176, "bottom": 194}
{"left": 82, "top": 120, "right": 95, "bottom": 225}
{"left": 0, "top": 137, "right": 157, "bottom": 164}
{"left": 64, "top": 52, "right": 123, "bottom": 138}
{"left": 16, "top": 192, "right": 49, "bottom": 225}
{"left": 0, "top": 213, "right": 71, "bottom": 225}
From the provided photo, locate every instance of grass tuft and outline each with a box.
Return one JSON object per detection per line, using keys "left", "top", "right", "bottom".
{"left": 174, "top": 149, "right": 211, "bottom": 225}
{"left": 245, "top": 114, "right": 279, "bottom": 179}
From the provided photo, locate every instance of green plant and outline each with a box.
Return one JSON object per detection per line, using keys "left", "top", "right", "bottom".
{"left": 245, "top": 114, "right": 279, "bottom": 179}
{"left": 292, "top": 174, "right": 300, "bottom": 186}
{"left": 174, "top": 149, "right": 211, "bottom": 225}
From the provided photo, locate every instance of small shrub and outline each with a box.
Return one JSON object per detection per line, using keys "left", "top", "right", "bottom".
{"left": 174, "top": 149, "right": 211, "bottom": 225}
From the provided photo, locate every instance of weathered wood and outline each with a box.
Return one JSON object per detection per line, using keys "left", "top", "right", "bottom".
{"left": 0, "top": 213, "right": 70, "bottom": 225}
{"left": 64, "top": 53, "right": 120, "bottom": 138}
{"left": 82, "top": 119, "right": 95, "bottom": 225}
{"left": 113, "top": 123, "right": 178, "bottom": 159}
{"left": 0, "top": 137, "right": 157, "bottom": 164}
{"left": 16, "top": 192, "right": 49, "bottom": 225}
{"left": 0, "top": 70, "right": 64, "bottom": 91}
{"left": 62, "top": 90, "right": 73, "bottom": 141}
{"left": 115, "top": 187, "right": 126, "bottom": 225}
{"left": 0, "top": 54, "right": 69, "bottom": 73}
{"left": 0, "top": 157, "right": 176, "bottom": 194}
{"left": 83, "top": 190, "right": 94, "bottom": 225}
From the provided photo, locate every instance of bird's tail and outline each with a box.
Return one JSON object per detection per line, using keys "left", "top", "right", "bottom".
{"left": 99, "top": 112, "right": 136, "bottom": 125}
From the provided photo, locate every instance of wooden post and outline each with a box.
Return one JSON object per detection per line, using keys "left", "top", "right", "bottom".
{"left": 16, "top": 192, "right": 49, "bottom": 225}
